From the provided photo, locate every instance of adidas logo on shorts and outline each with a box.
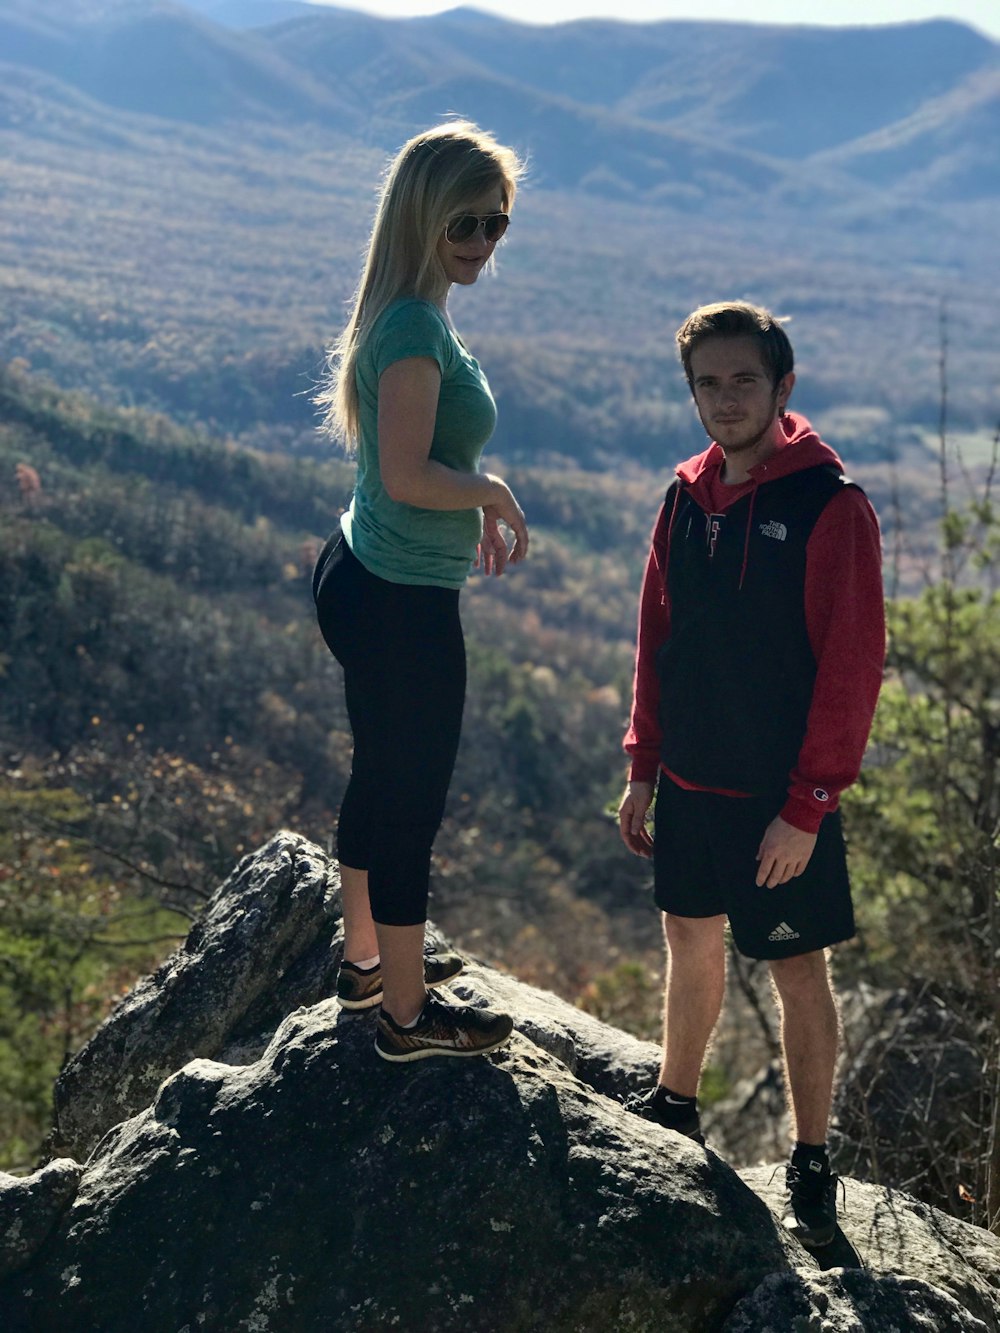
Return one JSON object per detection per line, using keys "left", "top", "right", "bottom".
{"left": 768, "top": 920, "right": 801, "bottom": 942}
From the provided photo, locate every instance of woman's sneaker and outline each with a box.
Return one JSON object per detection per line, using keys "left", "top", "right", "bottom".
{"left": 337, "top": 949, "right": 464, "bottom": 1011}
{"left": 374, "top": 997, "right": 514, "bottom": 1062}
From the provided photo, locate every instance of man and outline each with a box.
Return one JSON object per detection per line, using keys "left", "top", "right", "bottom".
{"left": 618, "top": 300, "right": 885, "bottom": 1248}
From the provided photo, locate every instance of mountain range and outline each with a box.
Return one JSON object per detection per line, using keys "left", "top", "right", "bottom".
{"left": 0, "top": 0, "right": 998, "bottom": 455}
{"left": 3, "top": 1, "right": 998, "bottom": 198}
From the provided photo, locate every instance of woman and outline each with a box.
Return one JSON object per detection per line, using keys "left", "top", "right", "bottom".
{"left": 313, "top": 121, "right": 529, "bottom": 1062}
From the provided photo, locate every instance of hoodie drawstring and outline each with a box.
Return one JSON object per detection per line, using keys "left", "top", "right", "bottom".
{"left": 738, "top": 481, "right": 758, "bottom": 591}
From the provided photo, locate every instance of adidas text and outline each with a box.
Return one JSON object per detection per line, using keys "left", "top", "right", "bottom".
{"left": 768, "top": 921, "right": 801, "bottom": 942}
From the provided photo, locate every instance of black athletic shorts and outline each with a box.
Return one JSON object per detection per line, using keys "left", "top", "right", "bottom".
{"left": 652, "top": 775, "right": 855, "bottom": 960}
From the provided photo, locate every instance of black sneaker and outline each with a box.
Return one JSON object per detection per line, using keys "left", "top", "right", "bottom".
{"left": 337, "top": 949, "right": 464, "bottom": 1011}
{"left": 622, "top": 1089, "right": 706, "bottom": 1146}
{"left": 374, "top": 997, "right": 513, "bottom": 1062}
{"left": 781, "top": 1160, "right": 840, "bottom": 1247}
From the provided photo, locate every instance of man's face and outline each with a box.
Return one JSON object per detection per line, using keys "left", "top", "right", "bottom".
{"left": 689, "top": 336, "right": 793, "bottom": 455}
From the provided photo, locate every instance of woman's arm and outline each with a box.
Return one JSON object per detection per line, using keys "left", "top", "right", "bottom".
{"left": 377, "top": 356, "right": 527, "bottom": 559}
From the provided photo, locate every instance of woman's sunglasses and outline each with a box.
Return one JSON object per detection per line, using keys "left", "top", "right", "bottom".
{"left": 444, "top": 212, "right": 510, "bottom": 245}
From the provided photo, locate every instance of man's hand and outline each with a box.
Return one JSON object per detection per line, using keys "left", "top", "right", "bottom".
{"left": 756, "top": 815, "right": 817, "bottom": 888}
{"left": 618, "top": 780, "right": 655, "bottom": 858}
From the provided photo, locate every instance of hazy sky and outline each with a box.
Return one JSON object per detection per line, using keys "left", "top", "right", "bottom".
{"left": 315, "top": 0, "right": 1000, "bottom": 40}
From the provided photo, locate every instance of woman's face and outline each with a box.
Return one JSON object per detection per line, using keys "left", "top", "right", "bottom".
{"left": 436, "top": 185, "right": 507, "bottom": 289}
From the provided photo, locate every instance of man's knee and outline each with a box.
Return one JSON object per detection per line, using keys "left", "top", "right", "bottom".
{"left": 769, "top": 949, "right": 830, "bottom": 998}
{"left": 663, "top": 912, "right": 726, "bottom": 953}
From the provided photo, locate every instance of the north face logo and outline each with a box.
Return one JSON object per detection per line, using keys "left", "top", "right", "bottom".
{"left": 759, "top": 520, "right": 788, "bottom": 541}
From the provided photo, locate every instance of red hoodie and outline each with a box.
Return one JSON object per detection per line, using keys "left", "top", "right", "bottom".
{"left": 624, "top": 412, "right": 886, "bottom": 834}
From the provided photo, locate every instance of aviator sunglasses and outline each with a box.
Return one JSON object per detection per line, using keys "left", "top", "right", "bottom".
{"left": 444, "top": 212, "right": 510, "bottom": 245}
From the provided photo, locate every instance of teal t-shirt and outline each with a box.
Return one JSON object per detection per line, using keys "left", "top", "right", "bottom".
{"left": 341, "top": 297, "right": 498, "bottom": 588}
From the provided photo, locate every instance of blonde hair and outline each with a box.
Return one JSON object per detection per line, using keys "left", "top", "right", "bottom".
{"left": 316, "top": 121, "right": 524, "bottom": 449}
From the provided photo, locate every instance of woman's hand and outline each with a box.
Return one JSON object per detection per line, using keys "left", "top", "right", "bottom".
{"left": 618, "top": 780, "right": 655, "bottom": 858}
{"left": 475, "top": 479, "right": 529, "bottom": 575}
{"left": 476, "top": 506, "right": 512, "bottom": 576}
{"left": 478, "top": 478, "right": 528, "bottom": 572}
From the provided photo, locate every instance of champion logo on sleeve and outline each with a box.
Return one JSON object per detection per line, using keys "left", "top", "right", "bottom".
{"left": 813, "top": 788, "right": 830, "bottom": 802}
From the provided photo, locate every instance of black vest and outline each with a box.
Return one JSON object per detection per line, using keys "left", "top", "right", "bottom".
{"left": 657, "top": 464, "right": 860, "bottom": 794}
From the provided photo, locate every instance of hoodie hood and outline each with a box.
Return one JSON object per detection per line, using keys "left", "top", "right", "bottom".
{"left": 675, "top": 412, "right": 843, "bottom": 509}
{"left": 665, "top": 411, "right": 845, "bottom": 593}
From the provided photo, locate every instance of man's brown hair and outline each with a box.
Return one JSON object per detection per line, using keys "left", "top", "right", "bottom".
{"left": 676, "top": 301, "right": 794, "bottom": 392}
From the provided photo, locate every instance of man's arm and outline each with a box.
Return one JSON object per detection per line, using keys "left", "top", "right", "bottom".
{"left": 782, "top": 486, "right": 887, "bottom": 835}
{"left": 756, "top": 487, "right": 884, "bottom": 886}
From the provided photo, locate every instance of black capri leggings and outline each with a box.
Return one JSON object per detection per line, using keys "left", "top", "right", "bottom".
{"left": 313, "top": 533, "right": 465, "bottom": 926}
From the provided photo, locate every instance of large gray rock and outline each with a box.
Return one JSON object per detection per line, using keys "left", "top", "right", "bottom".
{"left": 5, "top": 997, "right": 790, "bottom": 1333}
{"left": 7, "top": 833, "right": 996, "bottom": 1333}
{"left": 0, "top": 1159, "right": 81, "bottom": 1281}
{"left": 448, "top": 964, "right": 659, "bottom": 1102}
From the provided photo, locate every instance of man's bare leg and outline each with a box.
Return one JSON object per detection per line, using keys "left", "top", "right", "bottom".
{"left": 769, "top": 949, "right": 839, "bottom": 1143}
{"left": 659, "top": 913, "right": 727, "bottom": 1095}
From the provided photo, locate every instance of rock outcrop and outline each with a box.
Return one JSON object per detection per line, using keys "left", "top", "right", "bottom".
{"left": 3, "top": 831, "right": 998, "bottom": 1332}
{"left": 52, "top": 834, "right": 340, "bottom": 1160}
{"left": 0, "top": 1159, "right": 81, "bottom": 1282}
